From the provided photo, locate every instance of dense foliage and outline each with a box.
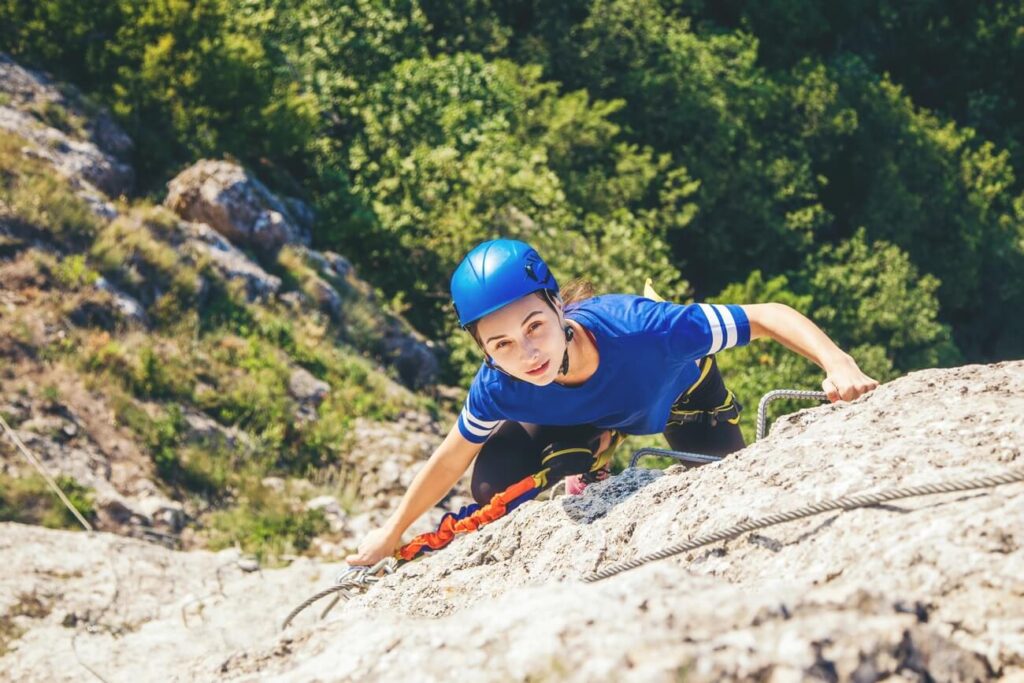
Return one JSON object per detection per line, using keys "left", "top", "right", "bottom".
{"left": 3, "top": 0, "right": 1022, "bottom": 411}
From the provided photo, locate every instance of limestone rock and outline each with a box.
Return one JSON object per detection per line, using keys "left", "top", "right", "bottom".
{"left": 135, "top": 497, "right": 186, "bottom": 534}
{"left": 289, "top": 245, "right": 439, "bottom": 389}
{"left": 1, "top": 363, "right": 1022, "bottom": 682}
{"left": 178, "top": 220, "right": 281, "bottom": 302}
{"left": 164, "top": 160, "right": 311, "bottom": 254}
{"left": 92, "top": 277, "right": 148, "bottom": 325}
{"left": 181, "top": 408, "right": 254, "bottom": 453}
{"left": 0, "top": 52, "right": 133, "bottom": 197}
{"left": 288, "top": 368, "right": 330, "bottom": 409}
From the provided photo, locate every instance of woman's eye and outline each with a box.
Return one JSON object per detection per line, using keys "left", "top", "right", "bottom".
{"left": 494, "top": 340, "right": 510, "bottom": 350}
{"left": 528, "top": 321, "right": 543, "bottom": 333}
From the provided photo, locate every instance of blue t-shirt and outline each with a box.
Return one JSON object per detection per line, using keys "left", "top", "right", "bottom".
{"left": 457, "top": 294, "right": 751, "bottom": 443}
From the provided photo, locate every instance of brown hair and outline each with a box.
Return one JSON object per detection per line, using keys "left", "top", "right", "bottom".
{"left": 560, "top": 278, "right": 596, "bottom": 306}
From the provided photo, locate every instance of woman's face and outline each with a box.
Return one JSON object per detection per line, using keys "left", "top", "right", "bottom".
{"left": 475, "top": 293, "right": 565, "bottom": 385}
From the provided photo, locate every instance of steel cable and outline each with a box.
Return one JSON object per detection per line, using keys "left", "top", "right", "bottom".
{"left": 282, "top": 557, "right": 397, "bottom": 630}
{"left": 583, "top": 467, "right": 1024, "bottom": 583}
{"left": 0, "top": 413, "right": 93, "bottom": 531}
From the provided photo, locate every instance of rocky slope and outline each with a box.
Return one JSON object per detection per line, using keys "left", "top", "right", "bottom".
{"left": 1, "top": 51, "right": 455, "bottom": 559}
{"left": 1, "top": 362, "right": 1022, "bottom": 682}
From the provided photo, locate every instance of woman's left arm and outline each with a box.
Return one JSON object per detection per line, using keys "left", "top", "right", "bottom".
{"left": 741, "top": 303, "right": 879, "bottom": 402}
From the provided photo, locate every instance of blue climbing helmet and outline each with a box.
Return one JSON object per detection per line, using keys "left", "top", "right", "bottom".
{"left": 450, "top": 239, "right": 559, "bottom": 328}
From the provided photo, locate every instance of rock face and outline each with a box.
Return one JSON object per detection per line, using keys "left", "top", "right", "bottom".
{"left": 164, "top": 160, "right": 312, "bottom": 254}
{"left": 286, "top": 244, "right": 440, "bottom": 389}
{"left": 0, "top": 374, "right": 186, "bottom": 543}
{"left": 177, "top": 219, "right": 282, "bottom": 302}
{"left": 161, "top": 159, "right": 439, "bottom": 387}
{"left": 0, "top": 52, "right": 133, "bottom": 198}
{"left": 1, "top": 362, "right": 1022, "bottom": 682}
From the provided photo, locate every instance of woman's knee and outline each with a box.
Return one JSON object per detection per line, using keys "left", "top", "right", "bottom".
{"left": 470, "top": 422, "right": 538, "bottom": 505}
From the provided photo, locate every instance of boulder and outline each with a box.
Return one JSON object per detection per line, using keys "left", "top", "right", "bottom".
{"left": 181, "top": 408, "right": 255, "bottom": 452}
{"left": 136, "top": 497, "right": 186, "bottom": 533}
{"left": 288, "top": 368, "right": 330, "bottom": 407}
{"left": 164, "top": 160, "right": 311, "bottom": 254}
{"left": 92, "top": 277, "right": 148, "bottom": 325}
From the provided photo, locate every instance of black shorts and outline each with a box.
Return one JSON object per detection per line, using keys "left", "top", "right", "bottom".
{"left": 469, "top": 355, "right": 744, "bottom": 504}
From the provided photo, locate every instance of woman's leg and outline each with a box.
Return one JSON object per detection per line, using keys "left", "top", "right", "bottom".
{"left": 663, "top": 356, "right": 746, "bottom": 461}
{"left": 470, "top": 422, "right": 541, "bottom": 504}
{"left": 470, "top": 422, "right": 606, "bottom": 504}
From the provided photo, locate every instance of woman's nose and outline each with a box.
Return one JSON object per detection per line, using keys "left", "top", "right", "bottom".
{"left": 520, "top": 338, "right": 539, "bottom": 361}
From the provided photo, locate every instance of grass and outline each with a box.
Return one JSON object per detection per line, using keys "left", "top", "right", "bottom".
{"left": 53, "top": 254, "right": 99, "bottom": 289}
{"left": 32, "top": 101, "right": 83, "bottom": 137}
{"left": 206, "top": 477, "right": 329, "bottom": 564}
{"left": 0, "top": 472, "right": 95, "bottom": 529}
{"left": 0, "top": 132, "right": 99, "bottom": 245}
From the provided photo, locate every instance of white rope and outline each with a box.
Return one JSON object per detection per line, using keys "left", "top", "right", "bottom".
{"left": 583, "top": 467, "right": 1024, "bottom": 582}
{"left": 0, "top": 413, "right": 94, "bottom": 531}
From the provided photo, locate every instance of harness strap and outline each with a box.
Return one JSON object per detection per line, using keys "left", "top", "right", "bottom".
{"left": 666, "top": 356, "right": 742, "bottom": 428}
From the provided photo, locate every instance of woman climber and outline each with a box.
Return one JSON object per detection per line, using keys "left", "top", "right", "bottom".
{"left": 346, "top": 238, "right": 878, "bottom": 566}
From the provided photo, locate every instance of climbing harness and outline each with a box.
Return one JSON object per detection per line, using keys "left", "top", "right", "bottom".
{"left": 0, "top": 413, "right": 94, "bottom": 532}
{"left": 665, "top": 356, "right": 744, "bottom": 429}
{"left": 637, "top": 387, "right": 830, "bottom": 468}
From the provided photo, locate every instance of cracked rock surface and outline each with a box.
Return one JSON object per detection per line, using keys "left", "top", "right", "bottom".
{"left": 1, "top": 362, "right": 1022, "bottom": 681}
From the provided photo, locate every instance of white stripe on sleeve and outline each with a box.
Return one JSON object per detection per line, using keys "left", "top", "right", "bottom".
{"left": 715, "top": 304, "right": 738, "bottom": 350}
{"left": 697, "top": 303, "right": 723, "bottom": 355}
{"left": 460, "top": 407, "right": 498, "bottom": 438}
{"left": 462, "top": 406, "right": 499, "bottom": 429}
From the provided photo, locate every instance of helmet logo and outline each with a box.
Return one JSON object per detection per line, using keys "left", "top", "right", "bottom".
{"left": 524, "top": 253, "right": 551, "bottom": 285}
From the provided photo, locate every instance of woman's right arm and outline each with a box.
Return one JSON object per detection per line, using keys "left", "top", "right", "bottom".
{"left": 345, "top": 422, "right": 483, "bottom": 566}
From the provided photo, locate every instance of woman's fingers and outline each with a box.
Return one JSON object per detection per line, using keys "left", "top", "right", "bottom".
{"left": 822, "top": 377, "right": 841, "bottom": 403}
{"left": 824, "top": 373, "right": 880, "bottom": 402}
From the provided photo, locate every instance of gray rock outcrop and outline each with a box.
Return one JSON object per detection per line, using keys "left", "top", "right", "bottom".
{"left": 287, "top": 244, "right": 439, "bottom": 389}
{"left": 177, "top": 219, "right": 282, "bottom": 302}
{"left": 163, "top": 160, "right": 311, "bottom": 254}
{"left": 0, "top": 379, "right": 186, "bottom": 542}
{"left": 161, "top": 160, "right": 439, "bottom": 388}
{"left": 0, "top": 52, "right": 133, "bottom": 198}
{"left": 1, "top": 362, "right": 1022, "bottom": 681}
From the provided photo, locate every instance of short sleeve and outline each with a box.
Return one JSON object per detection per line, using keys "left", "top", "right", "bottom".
{"left": 457, "top": 374, "right": 503, "bottom": 444}
{"left": 664, "top": 302, "right": 751, "bottom": 360}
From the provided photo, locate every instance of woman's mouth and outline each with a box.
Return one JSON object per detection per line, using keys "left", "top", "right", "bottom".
{"left": 525, "top": 360, "right": 550, "bottom": 376}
